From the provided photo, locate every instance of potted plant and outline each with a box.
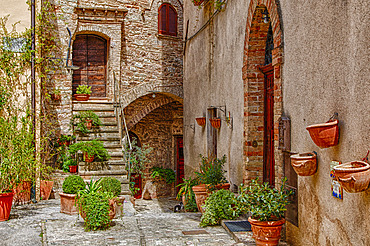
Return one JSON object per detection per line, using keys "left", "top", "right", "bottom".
{"left": 69, "top": 140, "right": 110, "bottom": 164}
{"left": 290, "top": 152, "right": 317, "bottom": 176}
{"left": 176, "top": 177, "right": 199, "bottom": 212}
{"left": 209, "top": 117, "right": 221, "bottom": 129}
{"left": 192, "top": 154, "right": 229, "bottom": 213}
{"left": 240, "top": 178, "right": 293, "bottom": 246}
{"left": 76, "top": 178, "right": 117, "bottom": 231}
{"left": 100, "top": 177, "right": 125, "bottom": 218}
{"left": 51, "top": 88, "right": 61, "bottom": 101}
{"left": 71, "top": 111, "right": 102, "bottom": 134}
{"left": 64, "top": 159, "right": 78, "bottom": 173}
{"left": 58, "top": 134, "right": 76, "bottom": 146}
{"left": 74, "top": 85, "right": 92, "bottom": 101}
{"left": 195, "top": 117, "right": 206, "bottom": 127}
{"left": 150, "top": 166, "right": 176, "bottom": 197}
{"left": 333, "top": 161, "right": 370, "bottom": 193}
{"left": 306, "top": 119, "right": 339, "bottom": 148}
{"left": 40, "top": 179, "right": 54, "bottom": 200}
{"left": 60, "top": 175, "right": 86, "bottom": 215}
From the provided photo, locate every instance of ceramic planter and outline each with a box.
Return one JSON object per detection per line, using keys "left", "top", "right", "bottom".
{"left": 192, "top": 183, "right": 230, "bottom": 213}
{"left": 74, "top": 94, "right": 90, "bottom": 101}
{"left": 248, "top": 217, "right": 286, "bottom": 246}
{"left": 195, "top": 117, "right": 206, "bottom": 127}
{"left": 84, "top": 152, "right": 94, "bottom": 163}
{"left": 85, "top": 119, "right": 93, "bottom": 130}
{"left": 0, "top": 192, "right": 14, "bottom": 222}
{"left": 13, "top": 181, "right": 31, "bottom": 205}
{"left": 40, "top": 180, "right": 54, "bottom": 200}
{"left": 290, "top": 152, "right": 317, "bottom": 176}
{"left": 209, "top": 118, "right": 221, "bottom": 129}
{"left": 60, "top": 192, "right": 78, "bottom": 215}
{"left": 69, "top": 165, "right": 77, "bottom": 173}
{"left": 333, "top": 161, "right": 370, "bottom": 193}
{"left": 306, "top": 119, "right": 339, "bottom": 148}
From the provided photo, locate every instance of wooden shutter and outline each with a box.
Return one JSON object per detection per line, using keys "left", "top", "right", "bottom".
{"left": 158, "top": 5, "right": 167, "bottom": 34}
{"left": 158, "top": 4, "right": 177, "bottom": 36}
{"left": 168, "top": 6, "right": 177, "bottom": 36}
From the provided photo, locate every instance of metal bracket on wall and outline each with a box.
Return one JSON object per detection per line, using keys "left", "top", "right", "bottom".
{"left": 184, "top": 124, "right": 195, "bottom": 133}
{"left": 208, "top": 105, "right": 233, "bottom": 130}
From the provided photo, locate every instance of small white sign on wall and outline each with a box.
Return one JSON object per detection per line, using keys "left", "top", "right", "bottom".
{"left": 330, "top": 160, "right": 343, "bottom": 200}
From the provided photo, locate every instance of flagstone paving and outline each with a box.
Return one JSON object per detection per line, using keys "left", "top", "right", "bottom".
{"left": 0, "top": 197, "right": 245, "bottom": 246}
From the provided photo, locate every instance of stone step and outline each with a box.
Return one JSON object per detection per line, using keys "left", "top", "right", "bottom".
{"left": 78, "top": 136, "right": 121, "bottom": 142}
{"left": 72, "top": 110, "right": 117, "bottom": 118}
{"left": 73, "top": 102, "right": 114, "bottom": 112}
{"left": 75, "top": 132, "right": 121, "bottom": 139}
{"left": 72, "top": 125, "right": 119, "bottom": 133}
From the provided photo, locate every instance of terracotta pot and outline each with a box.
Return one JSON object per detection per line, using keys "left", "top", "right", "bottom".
{"left": 60, "top": 192, "right": 78, "bottom": 215}
{"left": 69, "top": 165, "right": 77, "bottom": 173}
{"left": 195, "top": 117, "right": 206, "bottom": 127}
{"left": 209, "top": 118, "right": 221, "bottom": 129}
{"left": 85, "top": 119, "right": 93, "bottom": 130}
{"left": 306, "top": 119, "right": 339, "bottom": 148}
{"left": 74, "top": 94, "right": 90, "bottom": 101}
{"left": 248, "top": 217, "right": 286, "bottom": 246}
{"left": 51, "top": 94, "right": 61, "bottom": 101}
{"left": 192, "top": 0, "right": 205, "bottom": 6}
{"left": 79, "top": 198, "right": 116, "bottom": 221}
{"left": 40, "top": 180, "right": 54, "bottom": 200}
{"left": 333, "top": 161, "right": 370, "bottom": 193}
{"left": 290, "top": 152, "right": 317, "bottom": 176}
{"left": 114, "top": 196, "right": 125, "bottom": 218}
{"left": 84, "top": 152, "right": 94, "bottom": 163}
{"left": 0, "top": 192, "right": 14, "bottom": 222}
{"left": 13, "top": 181, "right": 31, "bottom": 205}
{"left": 192, "top": 183, "right": 230, "bottom": 213}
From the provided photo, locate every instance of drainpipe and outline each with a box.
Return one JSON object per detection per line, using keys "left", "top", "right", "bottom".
{"left": 31, "top": 0, "right": 36, "bottom": 147}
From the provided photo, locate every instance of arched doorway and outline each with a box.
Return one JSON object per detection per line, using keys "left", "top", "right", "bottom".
{"left": 72, "top": 34, "right": 107, "bottom": 98}
{"left": 128, "top": 131, "right": 143, "bottom": 199}
{"left": 243, "top": 3, "right": 284, "bottom": 186}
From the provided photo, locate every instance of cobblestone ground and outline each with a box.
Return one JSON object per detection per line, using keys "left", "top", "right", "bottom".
{"left": 0, "top": 197, "right": 244, "bottom": 246}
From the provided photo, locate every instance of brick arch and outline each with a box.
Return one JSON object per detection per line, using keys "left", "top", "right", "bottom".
{"left": 242, "top": 0, "right": 284, "bottom": 185}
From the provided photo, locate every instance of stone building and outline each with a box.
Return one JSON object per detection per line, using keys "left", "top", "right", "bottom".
{"left": 183, "top": 0, "right": 369, "bottom": 245}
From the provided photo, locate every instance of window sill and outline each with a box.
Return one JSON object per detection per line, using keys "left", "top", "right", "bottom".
{"left": 156, "top": 34, "right": 182, "bottom": 41}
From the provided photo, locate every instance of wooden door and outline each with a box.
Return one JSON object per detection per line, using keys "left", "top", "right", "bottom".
{"left": 176, "top": 137, "right": 184, "bottom": 193}
{"left": 72, "top": 35, "right": 107, "bottom": 98}
{"left": 261, "top": 64, "right": 275, "bottom": 186}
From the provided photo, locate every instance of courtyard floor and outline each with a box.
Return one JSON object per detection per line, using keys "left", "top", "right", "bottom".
{"left": 0, "top": 196, "right": 247, "bottom": 246}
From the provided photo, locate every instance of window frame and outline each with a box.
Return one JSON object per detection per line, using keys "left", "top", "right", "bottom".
{"left": 158, "top": 3, "right": 178, "bottom": 37}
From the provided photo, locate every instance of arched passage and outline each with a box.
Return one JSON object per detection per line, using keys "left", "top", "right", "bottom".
{"left": 242, "top": 1, "right": 284, "bottom": 186}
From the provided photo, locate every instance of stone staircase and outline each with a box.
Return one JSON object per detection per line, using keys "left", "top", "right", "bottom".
{"left": 72, "top": 100, "right": 130, "bottom": 195}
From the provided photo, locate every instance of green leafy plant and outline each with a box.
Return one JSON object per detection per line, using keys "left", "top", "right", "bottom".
{"left": 62, "top": 175, "right": 86, "bottom": 194}
{"left": 100, "top": 177, "right": 121, "bottom": 197}
{"left": 150, "top": 166, "right": 176, "bottom": 184}
{"left": 200, "top": 189, "right": 243, "bottom": 227}
{"left": 71, "top": 111, "right": 102, "bottom": 134}
{"left": 238, "top": 178, "right": 293, "bottom": 221}
{"left": 76, "top": 85, "right": 92, "bottom": 95}
{"left": 129, "top": 181, "right": 140, "bottom": 196}
{"left": 123, "top": 137, "right": 153, "bottom": 176}
{"left": 77, "top": 178, "right": 103, "bottom": 196}
{"left": 195, "top": 154, "right": 228, "bottom": 190}
{"left": 69, "top": 140, "right": 110, "bottom": 162}
{"left": 176, "top": 177, "right": 199, "bottom": 212}
{"left": 59, "top": 134, "right": 76, "bottom": 143}
{"left": 62, "top": 159, "right": 77, "bottom": 173}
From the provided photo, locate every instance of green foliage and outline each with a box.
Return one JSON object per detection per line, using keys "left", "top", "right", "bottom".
{"left": 62, "top": 175, "right": 85, "bottom": 194}
{"left": 195, "top": 154, "right": 228, "bottom": 190}
{"left": 150, "top": 166, "right": 176, "bottom": 184}
{"left": 238, "top": 178, "right": 293, "bottom": 221}
{"left": 176, "top": 177, "right": 199, "bottom": 212}
{"left": 100, "top": 177, "right": 121, "bottom": 197}
{"left": 71, "top": 111, "right": 102, "bottom": 134}
{"left": 200, "top": 189, "right": 243, "bottom": 227}
{"left": 76, "top": 85, "right": 92, "bottom": 95}
{"left": 123, "top": 137, "right": 152, "bottom": 176}
{"left": 76, "top": 191, "right": 113, "bottom": 231}
{"left": 77, "top": 178, "right": 103, "bottom": 196}
{"left": 69, "top": 140, "right": 110, "bottom": 162}
{"left": 129, "top": 181, "right": 140, "bottom": 196}
{"left": 59, "top": 134, "right": 76, "bottom": 143}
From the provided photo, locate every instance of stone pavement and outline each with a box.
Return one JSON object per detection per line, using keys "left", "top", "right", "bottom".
{"left": 0, "top": 196, "right": 246, "bottom": 246}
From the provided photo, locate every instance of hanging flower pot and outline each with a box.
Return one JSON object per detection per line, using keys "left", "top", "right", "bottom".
{"left": 84, "top": 152, "right": 94, "bottom": 163}
{"left": 209, "top": 118, "right": 221, "bottom": 129}
{"left": 290, "top": 152, "right": 317, "bottom": 176}
{"left": 195, "top": 117, "right": 206, "bottom": 127}
{"left": 333, "top": 161, "right": 370, "bottom": 193}
{"left": 0, "top": 192, "right": 14, "bottom": 221}
{"left": 85, "top": 119, "right": 93, "bottom": 130}
{"left": 306, "top": 119, "right": 339, "bottom": 148}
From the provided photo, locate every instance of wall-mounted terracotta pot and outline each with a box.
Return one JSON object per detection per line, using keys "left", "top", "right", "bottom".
{"left": 333, "top": 161, "right": 370, "bottom": 193}
{"left": 306, "top": 119, "right": 339, "bottom": 148}
{"left": 209, "top": 118, "right": 221, "bottom": 129}
{"left": 290, "top": 152, "right": 317, "bottom": 176}
{"left": 195, "top": 117, "right": 206, "bottom": 127}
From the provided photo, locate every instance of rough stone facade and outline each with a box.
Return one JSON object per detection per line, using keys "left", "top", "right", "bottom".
{"left": 184, "top": 0, "right": 369, "bottom": 245}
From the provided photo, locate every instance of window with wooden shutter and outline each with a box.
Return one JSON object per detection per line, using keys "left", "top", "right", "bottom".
{"left": 158, "top": 4, "right": 177, "bottom": 37}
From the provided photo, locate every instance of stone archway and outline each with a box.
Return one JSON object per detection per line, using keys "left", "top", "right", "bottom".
{"left": 242, "top": 0, "right": 284, "bottom": 185}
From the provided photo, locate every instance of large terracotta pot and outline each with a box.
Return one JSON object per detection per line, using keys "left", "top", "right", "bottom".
{"left": 13, "top": 181, "right": 31, "bottom": 205}
{"left": 79, "top": 198, "right": 116, "bottom": 221}
{"left": 40, "top": 180, "right": 54, "bottom": 200}
{"left": 333, "top": 161, "right": 370, "bottom": 193}
{"left": 192, "top": 183, "right": 230, "bottom": 213}
{"left": 0, "top": 192, "right": 14, "bottom": 222}
{"left": 195, "top": 117, "right": 206, "bottom": 127}
{"left": 306, "top": 119, "right": 339, "bottom": 148}
{"left": 248, "top": 217, "right": 286, "bottom": 246}
{"left": 290, "top": 152, "right": 317, "bottom": 176}
{"left": 74, "top": 94, "right": 90, "bottom": 101}
{"left": 60, "top": 192, "right": 78, "bottom": 215}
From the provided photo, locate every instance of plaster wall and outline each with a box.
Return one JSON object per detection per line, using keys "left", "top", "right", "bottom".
{"left": 0, "top": 0, "right": 30, "bottom": 32}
